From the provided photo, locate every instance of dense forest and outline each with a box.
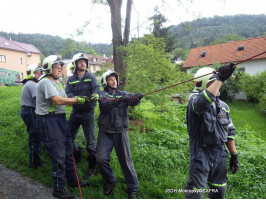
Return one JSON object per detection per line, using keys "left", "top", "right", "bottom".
{"left": 170, "top": 14, "right": 266, "bottom": 50}
{"left": 1, "top": 14, "right": 265, "bottom": 59}
{"left": 0, "top": 32, "right": 112, "bottom": 58}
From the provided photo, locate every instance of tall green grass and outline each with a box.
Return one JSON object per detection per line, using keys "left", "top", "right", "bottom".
{"left": 0, "top": 86, "right": 265, "bottom": 198}
{"left": 228, "top": 101, "right": 266, "bottom": 140}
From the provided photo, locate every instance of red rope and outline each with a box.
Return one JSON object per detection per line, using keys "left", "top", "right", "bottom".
{"left": 98, "top": 51, "right": 266, "bottom": 100}
{"left": 143, "top": 71, "right": 215, "bottom": 96}
{"left": 72, "top": 154, "right": 83, "bottom": 199}
{"left": 235, "top": 51, "right": 266, "bottom": 65}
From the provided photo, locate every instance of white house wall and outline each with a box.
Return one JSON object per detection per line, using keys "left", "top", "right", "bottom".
{"left": 235, "top": 58, "right": 266, "bottom": 100}
{"left": 238, "top": 58, "right": 266, "bottom": 75}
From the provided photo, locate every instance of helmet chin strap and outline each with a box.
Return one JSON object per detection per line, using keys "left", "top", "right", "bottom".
{"left": 106, "top": 84, "right": 118, "bottom": 91}
{"left": 33, "top": 77, "right": 39, "bottom": 83}
{"left": 76, "top": 67, "right": 86, "bottom": 72}
{"left": 50, "top": 73, "right": 58, "bottom": 80}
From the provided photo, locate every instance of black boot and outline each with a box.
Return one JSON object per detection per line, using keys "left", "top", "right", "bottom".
{"left": 128, "top": 192, "right": 137, "bottom": 199}
{"left": 104, "top": 182, "right": 116, "bottom": 196}
{"left": 84, "top": 155, "right": 97, "bottom": 179}
{"left": 52, "top": 187, "right": 75, "bottom": 199}
{"left": 84, "top": 168, "right": 96, "bottom": 179}
{"left": 73, "top": 147, "right": 84, "bottom": 163}
{"left": 68, "top": 179, "right": 90, "bottom": 188}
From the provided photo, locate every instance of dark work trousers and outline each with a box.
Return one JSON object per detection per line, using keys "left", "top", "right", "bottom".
{"left": 96, "top": 130, "right": 139, "bottom": 192}
{"left": 68, "top": 108, "right": 96, "bottom": 169}
{"left": 36, "top": 115, "right": 77, "bottom": 190}
{"left": 20, "top": 106, "right": 42, "bottom": 168}
{"left": 185, "top": 145, "right": 227, "bottom": 199}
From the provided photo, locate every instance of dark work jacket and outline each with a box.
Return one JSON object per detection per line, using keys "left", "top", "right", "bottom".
{"left": 186, "top": 89, "right": 236, "bottom": 155}
{"left": 98, "top": 90, "right": 141, "bottom": 133}
{"left": 66, "top": 71, "right": 100, "bottom": 114}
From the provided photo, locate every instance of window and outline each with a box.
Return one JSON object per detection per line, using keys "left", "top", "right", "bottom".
{"left": 200, "top": 51, "right": 207, "bottom": 57}
{"left": 19, "top": 58, "right": 23, "bottom": 64}
{"left": 0, "top": 55, "right": 6, "bottom": 63}
{"left": 21, "top": 73, "right": 23, "bottom": 79}
{"left": 4, "top": 42, "right": 10, "bottom": 46}
{"left": 239, "top": 67, "right": 245, "bottom": 72}
{"left": 237, "top": 45, "right": 245, "bottom": 51}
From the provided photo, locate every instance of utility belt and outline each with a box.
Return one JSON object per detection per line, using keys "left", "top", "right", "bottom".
{"left": 21, "top": 105, "right": 35, "bottom": 109}
{"left": 37, "top": 112, "right": 66, "bottom": 118}
{"left": 201, "top": 142, "right": 224, "bottom": 148}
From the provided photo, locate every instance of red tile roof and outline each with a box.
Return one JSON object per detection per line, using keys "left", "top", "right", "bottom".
{"left": 183, "top": 36, "right": 266, "bottom": 68}
{"left": 0, "top": 35, "right": 40, "bottom": 54}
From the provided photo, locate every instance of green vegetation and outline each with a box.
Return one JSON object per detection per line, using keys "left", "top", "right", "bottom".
{"left": 228, "top": 101, "right": 266, "bottom": 140}
{"left": 170, "top": 14, "right": 266, "bottom": 50}
{"left": 238, "top": 70, "right": 266, "bottom": 111}
{"left": 120, "top": 34, "right": 193, "bottom": 104}
{"left": 0, "top": 86, "right": 265, "bottom": 199}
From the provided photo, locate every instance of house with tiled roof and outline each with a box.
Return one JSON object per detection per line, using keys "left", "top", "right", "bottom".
{"left": 183, "top": 36, "right": 266, "bottom": 99}
{"left": 86, "top": 54, "right": 113, "bottom": 74}
{"left": 0, "top": 35, "right": 41, "bottom": 79}
{"left": 183, "top": 36, "right": 266, "bottom": 75}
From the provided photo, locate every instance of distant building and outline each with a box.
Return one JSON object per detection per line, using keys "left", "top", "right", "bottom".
{"left": 62, "top": 59, "right": 73, "bottom": 77}
{"left": 174, "top": 57, "right": 184, "bottom": 65}
{"left": 183, "top": 36, "right": 266, "bottom": 99}
{"left": 183, "top": 36, "right": 266, "bottom": 74}
{"left": 0, "top": 36, "right": 41, "bottom": 79}
{"left": 86, "top": 54, "right": 113, "bottom": 74}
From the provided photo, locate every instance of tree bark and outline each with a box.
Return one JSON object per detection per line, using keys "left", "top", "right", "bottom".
{"left": 107, "top": 0, "right": 132, "bottom": 89}
{"left": 123, "top": 0, "right": 132, "bottom": 45}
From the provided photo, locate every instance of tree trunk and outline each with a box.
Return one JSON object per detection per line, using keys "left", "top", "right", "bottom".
{"left": 123, "top": 0, "right": 132, "bottom": 46}
{"left": 107, "top": 0, "right": 132, "bottom": 90}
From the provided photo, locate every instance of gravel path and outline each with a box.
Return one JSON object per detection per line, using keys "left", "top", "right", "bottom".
{"left": 0, "top": 164, "right": 55, "bottom": 199}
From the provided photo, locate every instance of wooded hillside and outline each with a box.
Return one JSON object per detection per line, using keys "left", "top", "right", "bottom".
{"left": 1, "top": 14, "right": 265, "bottom": 58}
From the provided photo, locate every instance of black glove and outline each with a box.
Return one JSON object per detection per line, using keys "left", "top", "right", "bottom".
{"left": 134, "top": 93, "right": 143, "bottom": 100}
{"left": 230, "top": 154, "right": 239, "bottom": 174}
{"left": 217, "top": 63, "right": 235, "bottom": 82}
{"left": 121, "top": 94, "right": 131, "bottom": 102}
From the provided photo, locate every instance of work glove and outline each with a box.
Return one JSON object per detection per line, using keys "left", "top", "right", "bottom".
{"left": 134, "top": 93, "right": 144, "bottom": 100}
{"left": 217, "top": 62, "right": 235, "bottom": 82}
{"left": 121, "top": 94, "right": 132, "bottom": 102}
{"left": 91, "top": 93, "right": 99, "bottom": 101}
{"left": 230, "top": 153, "right": 239, "bottom": 174}
{"left": 76, "top": 96, "right": 90, "bottom": 104}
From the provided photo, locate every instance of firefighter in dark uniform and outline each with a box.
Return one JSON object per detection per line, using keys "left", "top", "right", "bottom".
{"left": 96, "top": 70, "right": 143, "bottom": 199}
{"left": 185, "top": 64, "right": 239, "bottom": 199}
{"left": 65, "top": 53, "right": 100, "bottom": 179}
{"left": 36, "top": 55, "right": 90, "bottom": 199}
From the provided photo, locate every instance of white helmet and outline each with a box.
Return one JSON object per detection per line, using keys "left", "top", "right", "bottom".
{"left": 101, "top": 70, "right": 119, "bottom": 87}
{"left": 26, "top": 64, "right": 43, "bottom": 79}
{"left": 42, "top": 55, "right": 64, "bottom": 74}
{"left": 194, "top": 67, "right": 216, "bottom": 91}
{"left": 72, "top": 53, "right": 89, "bottom": 73}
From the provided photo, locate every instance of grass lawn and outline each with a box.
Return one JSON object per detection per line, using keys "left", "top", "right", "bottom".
{"left": 0, "top": 86, "right": 265, "bottom": 199}
{"left": 228, "top": 100, "right": 266, "bottom": 140}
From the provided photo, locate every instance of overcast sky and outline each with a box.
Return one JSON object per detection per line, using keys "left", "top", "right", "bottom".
{"left": 1, "top": 0, "right": 265, "bottom": 44}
